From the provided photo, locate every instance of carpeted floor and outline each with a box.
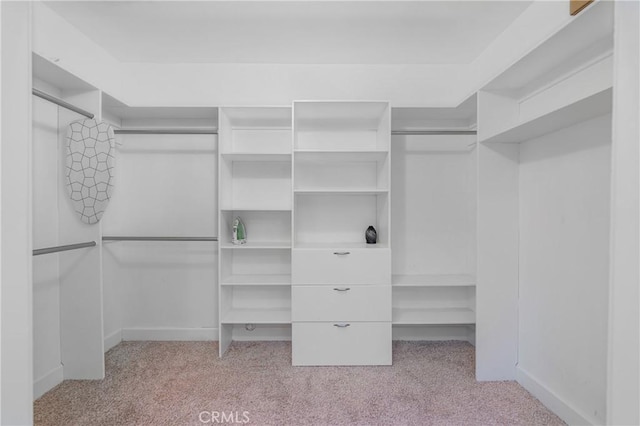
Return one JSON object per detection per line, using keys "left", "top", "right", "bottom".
{"left": 34, "top": 341, "right": 564, "bottom": 426}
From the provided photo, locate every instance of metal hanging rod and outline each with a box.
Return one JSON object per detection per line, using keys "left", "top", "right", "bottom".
{"left": 391, "top": 130, "right": 477, "bottom": 136}
{"left": 102, "top": 236, "right": 218, "bottom": 242}
{"left": 114, "top": 129, "right": 218, "bottom": 135}
{"left": 32, "top": 88, "right": 95, "bottom": 119}
{"left": 33, "top": 241, "right": 97, "bottom": 256}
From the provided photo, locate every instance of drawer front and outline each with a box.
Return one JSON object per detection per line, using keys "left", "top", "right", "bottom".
{"left": 292, "top": 249, "right": 391, "bottom": 285}
{"left": 292, "top": 322, "right": 392, "bottom": 366}
{"left": 292, "top": 285, "right": 391, "bottom": 322}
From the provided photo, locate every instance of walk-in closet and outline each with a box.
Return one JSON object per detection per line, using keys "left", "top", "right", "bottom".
{"left": 1, "top": 1, "right": 638, "bottom": 425}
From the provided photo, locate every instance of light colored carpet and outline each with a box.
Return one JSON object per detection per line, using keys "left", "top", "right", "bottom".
{"left": 34, "top": 341, "right": 564, "bottom": 426}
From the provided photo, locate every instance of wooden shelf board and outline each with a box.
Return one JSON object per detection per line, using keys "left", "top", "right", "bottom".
{"left": 221, "top": 308, "right": 291, "bottom": 324}
{"left": 481, "top": 88, "right": 612, "bottom": 144}
{"left": 221, "top": 153, "right": 291, "bottom": 162}
{"left": 220, "top": 241, "right": 291, "bottom": 249}
{"left": 392, "top": 274, "right": 476, "bottom": 287}
{"left": 392, "top": 308, "right": 475, "bottom": 325}
{"left": 220, "top": 274, "right": 292, "bottom": 286}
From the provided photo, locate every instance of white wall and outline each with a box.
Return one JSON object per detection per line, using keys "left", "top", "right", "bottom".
{"left": 607, "top": 1, "right": 640, "bottom": 424}
{"left": 518, "top": 114, "right": 611, "bottom": 425}
{"left": 32, "top": 93, "right": 63, "bottom": 399}
{"left": 1, "top": 2, "right": 33, "bottom": 424}
{"left": 391, "top": 135, "right": 476, "bottom": 275}
{"left": 102, "top": 134, "right": 217, "bottom": 343}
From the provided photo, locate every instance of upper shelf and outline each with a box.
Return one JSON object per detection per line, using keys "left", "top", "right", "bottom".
{"left": 219, "top": 106, "right": 292, "bottom": 129}
{"left": 294, "top": 189, "right": 388, "bottom": 195}
{"left": 481, "top": 87, "right": 612, "bottom": 144}
{"left": 294, "top": 101, "right": 390, "bottom": 131}
{"left": 478, "top": 1, "right": 613, "bottom": 144}
{"left": 33, "top": 53, "right": 97, "bottom": 92}
{"left": 483, "top": 0, "right": 613, "bottom": 98}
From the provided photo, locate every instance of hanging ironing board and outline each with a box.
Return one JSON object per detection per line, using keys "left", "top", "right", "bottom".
{"left": 65, "top": 119, "right": 116, "bottom": 224}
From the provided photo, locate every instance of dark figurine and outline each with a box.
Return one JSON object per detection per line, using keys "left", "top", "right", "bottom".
{"left": 365, "top": 226, "right": 377, "bottom": 244}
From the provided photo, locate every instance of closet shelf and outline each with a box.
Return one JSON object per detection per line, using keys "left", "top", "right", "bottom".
{"left": 392, "top": 274, "right": 476, "bottom": 287}
{"left": 220, "top": 208, "right": 292, "bottom": 212}
{"left": 221, "top": 308, "right": 291, "bottom": 324}
{"left": 221, "top": 205, "right": 292, "bottom": 212}
{"left": 220, "top": 274, "right": 291, "bottom": 286}
{"left": 221, "top": 153, "right": 291, "bottom": 162}
{"left": 294, "top": 242, "right": 389, "bottom": 249}
{"left": 220, "top": 241, "right": 291, "bottom": 249}
{"left": 294, "top": 189, "right": 389, "bottom": 195}
{"left": 294, "top": 150, "right": 388, "bottom": 162}
{"left": 480, "top": 88, "right": 612, "bottom": 144}
{"left": 392, "top": 307, "right": 475, "bottom": 325}
{"left": 483, "top": 0, "right": 612, "bottom": 95}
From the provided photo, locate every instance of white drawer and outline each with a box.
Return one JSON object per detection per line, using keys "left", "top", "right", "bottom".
{"left": 292, "top": 285, "right": 391, "bottom": 322}
{"left": 292, "top": 248, "right": 391, "bottom": 285}
{"left": 292, "top": 322, "right": 392, "bottom": 366}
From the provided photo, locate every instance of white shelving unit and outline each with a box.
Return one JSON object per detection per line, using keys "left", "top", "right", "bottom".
{"left": 218, "top": 107, "right": 293, "bottom": 356}
{"left": 291, "top": 101, "right": 392, "bottom": 366}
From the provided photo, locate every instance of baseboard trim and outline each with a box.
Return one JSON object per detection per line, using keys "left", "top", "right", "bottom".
{"left": 121, "top": 327, "right": 217, "bottom": 341}
{"left": 516, "top": 366, "right": 596, "bottom": 425}
{"left": 34, "top": 364, "right": 64, "bottom": 400}
{"left": 104, "top": 329, "right": 122, "bottom": 352}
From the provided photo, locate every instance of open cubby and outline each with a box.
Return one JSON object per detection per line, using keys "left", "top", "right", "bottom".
{"left": 220, "top": 249, "right": 291, "bottom": 286}
{"left": 294, "top": 152, "right": 389, "bottom": 192}
{"left": 219, "top": 159, "right": 292, "bottom": 211}
{"left": 392, "top": 286, "right": 475, "bottom": 325}
{"left": 294, "top": 193, "right": 389, "bottom": 247}
{"left": 219, "top": 210, "right": 291, "bottom": 248}
{"left": 218, "top": 107, "right": 292, "bottom": 154}
{"left": 219, "top": 285, "right": 291, "bottom": 324}
{"left": 293, "top": 101, "right": 390, "bottom": 151}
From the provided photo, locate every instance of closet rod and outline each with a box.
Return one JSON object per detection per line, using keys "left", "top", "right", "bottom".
{"left": 102, "top": 236, "right": 218, "bottom": 242}
{"left": 114, "top": 129, "right": 218, "bottom": 135}
{"left": 32, "top": 88, "right": 95, "bottom": 119}
{"left": 33, "top": 241, "right": 97, "bottom": 256}
{"left": 391, "top": 130, "right": 477, "bottom": 136}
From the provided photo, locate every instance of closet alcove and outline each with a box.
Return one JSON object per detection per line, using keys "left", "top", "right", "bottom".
{"left": 391, "top": 99, "right": 477, "bottom": 346}
{"left": 100, "top": 97, "right": 219, "bottom": 347}
{"left": 32, "top": 54, "right": 105, "bottom": 399}
{"left": 28, "top": 1, "right": 621, "bottom": 423}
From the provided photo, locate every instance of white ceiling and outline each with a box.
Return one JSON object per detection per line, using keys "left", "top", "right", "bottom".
{"left": 45, "top": 1, "right": 532, "bottom": 65}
